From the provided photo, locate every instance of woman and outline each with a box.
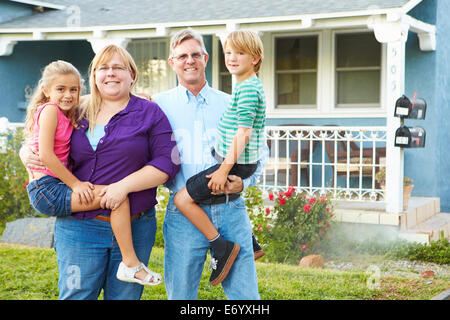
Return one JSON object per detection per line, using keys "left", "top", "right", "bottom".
{"left": 21, "top": 45, "right": 180, "bottom": 300}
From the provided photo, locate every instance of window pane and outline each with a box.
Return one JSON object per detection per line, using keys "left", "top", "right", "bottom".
{"left": 127, "top": 39, "right": 170, "bottom": 96}
{"left": 276, "top": 36, "right": 317, "bottom": 70}
{"left": 220, "top": 74, "right": 232, "bottom": 94}
{"left": 277, "top": 73, "right": 316, "bottom": 105}
{"left": 337, "top": 33, "right": 380, "bottom": 68}
{"left": 218, "top": 44, "right": 228, "bottom": 73}
{"left": 337, "top": 70, "right": 380, "bottom": 104}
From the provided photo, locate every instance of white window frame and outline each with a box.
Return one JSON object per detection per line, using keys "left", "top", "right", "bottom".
{"left": 331, "top": 29, "right": 386, "bottom": 113}
{"left": 262, "top": 29, "right": 386, "bottom": 119}
{"left": 273, "top": 32, "right": 320, "bottom": 110}
{"left": 265, "top": 31, "right": 322, "bottom": 118}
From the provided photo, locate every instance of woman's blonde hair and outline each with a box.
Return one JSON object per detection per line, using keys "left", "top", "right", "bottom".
{"left": 24, "top": 60, "right": 83, "bottom": 140}
{"left": 223, "top": 30, "right": 264, "bottom": 72}
{"left": 80, "top": 44, "right": 139, "bottom": 132}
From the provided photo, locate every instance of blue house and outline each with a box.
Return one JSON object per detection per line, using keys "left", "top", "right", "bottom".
{"left": 0, "top": 0, "right": 448, "bottom": 241}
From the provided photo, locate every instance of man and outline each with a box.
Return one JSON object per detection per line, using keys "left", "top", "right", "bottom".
{"left": 153, "top": 28, "right": 267, "bottom": 300}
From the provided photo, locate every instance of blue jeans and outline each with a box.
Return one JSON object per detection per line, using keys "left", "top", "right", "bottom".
{"left": 163, "top": 195, "right": 260, "bottom": 300}
{"left": 54, "top": 207, "right": 157, "bottom": 300}
{"left": 27, "top": 175, "right": 72, "bottom": 216}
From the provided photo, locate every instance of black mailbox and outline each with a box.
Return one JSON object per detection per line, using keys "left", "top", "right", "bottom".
{"left": 395, "top": 125, "right": 426, "bottom": 148}
{"left": 394, "top": 95, "right": 427, "bottom": 119}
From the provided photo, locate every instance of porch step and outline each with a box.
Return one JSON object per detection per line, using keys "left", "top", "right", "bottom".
{"left": 400, "top": 213, "right": 450, "bottom": 244}
{"left": 333, "top": 197, "right": 440, "bottom": 228}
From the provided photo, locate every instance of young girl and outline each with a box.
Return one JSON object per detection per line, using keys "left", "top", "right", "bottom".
{"left": 24, "top": 60, "right": 161, "bottom": 287}
{"left": 174, "top": 31, "right": 266, "bottom": 286}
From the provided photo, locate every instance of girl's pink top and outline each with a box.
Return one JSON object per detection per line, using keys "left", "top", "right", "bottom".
{"left": 30, "top": 102, "right": 74, "bottom": 177}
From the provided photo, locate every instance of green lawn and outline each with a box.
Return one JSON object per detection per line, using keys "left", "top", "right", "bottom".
{"left": 0, "top": 243, "right": 448, "bottom": 300}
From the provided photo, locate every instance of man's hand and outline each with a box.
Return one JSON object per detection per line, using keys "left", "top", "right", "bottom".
{"left": 19, "top": 144, "right": 46, "bottom": 170}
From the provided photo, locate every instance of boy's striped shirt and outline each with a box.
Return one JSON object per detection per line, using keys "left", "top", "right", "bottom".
{"left": 215, "top": 77, "right": 266, "bottom": 164}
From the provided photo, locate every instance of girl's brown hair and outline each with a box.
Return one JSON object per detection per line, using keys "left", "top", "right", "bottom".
{"left": 24, "top": 60, "right": 83, "bottom": 140}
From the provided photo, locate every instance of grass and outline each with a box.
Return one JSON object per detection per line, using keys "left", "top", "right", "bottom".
{"left": 0, "top": 243, "right": 448, "bottom": 300}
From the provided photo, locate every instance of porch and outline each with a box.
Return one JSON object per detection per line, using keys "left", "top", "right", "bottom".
{"left": 260, "top": 125, "right": 450, "bottom": 243}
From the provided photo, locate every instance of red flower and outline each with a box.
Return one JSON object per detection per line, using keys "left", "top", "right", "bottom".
{"left": 288, "top": 185, "right": 295, "bottom": 193}
{"left": 284, "top": 190, "right": 292, "bottom": 198}
{"left": 303, "top": 204, "right": 312, "bottom": 213}
{"left": 268, "top": 193, "right": 274, "bottom": 201}
{"left": 319, "top": 196, "right": 326, "bottom": 203}
{"left": 278, "top": 198, "right": 287, "bottom": 206}
{"left": 265, "top": 207, "right": 270, "bottom": 215}
{"left": 309, "top": 197, "right": 316, "bottom": 204}
{"left": 301, "top": 245, "right": 307, "bottom": 250}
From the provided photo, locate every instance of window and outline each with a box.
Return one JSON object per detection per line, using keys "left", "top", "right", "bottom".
{"left": 127, "top": 39, "right": 171, "bottom": 96}
{"left": 218, "top": 44, "right": 232, "bottom": 94}
{"left": 335, "top": 33, "right": 381, "bottom": 107}
{"left": 275, "top": 36, "right": 318, "bottom": 108}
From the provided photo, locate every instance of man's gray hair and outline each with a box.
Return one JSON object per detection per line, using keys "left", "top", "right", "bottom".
{"left": 169, "top": 28, "right": 208, "bottom": 58}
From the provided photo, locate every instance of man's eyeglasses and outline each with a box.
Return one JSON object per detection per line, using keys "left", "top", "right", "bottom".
{"left": 171, "top": 52, "right": 204, "bottom": 62}
{"left": 96, "top": 64, "right": 129, "bottom": 73}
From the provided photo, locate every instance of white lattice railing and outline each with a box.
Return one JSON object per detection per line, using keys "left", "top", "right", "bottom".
{"left": 261, "top": 125, "right": 388, "bottom": 201}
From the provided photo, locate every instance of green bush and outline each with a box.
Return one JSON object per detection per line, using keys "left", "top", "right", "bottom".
{"left": 0, "top": 128, "right": 35, "bottom": 229}
{"left": 256, "top": 187, "right": 335, "bottom": 264}
{"left": 386, "top": 233, "right": 450, "bottom": 265}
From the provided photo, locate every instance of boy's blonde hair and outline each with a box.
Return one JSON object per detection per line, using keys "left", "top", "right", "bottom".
{"left": 169, "top": 28, "right": 208, "bottom": 58}
{"left": 223, "top": 31, "right": 264, "bottom": 72}
{"left": 80, "top": 44, "right": 138, "bottom": 133}
{"left": 24, "top": 60, "right": 83, "bottom": 140}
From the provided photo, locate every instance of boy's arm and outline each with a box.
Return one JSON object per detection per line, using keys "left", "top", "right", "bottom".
{"left": 207, "top": 127, "right": 251, "bottom": 193}
{"left": 241, "top": 136, "right": 269, "bottom": 190}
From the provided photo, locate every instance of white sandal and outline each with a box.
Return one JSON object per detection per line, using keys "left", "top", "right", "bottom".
{"left": 116, "top": 261, "right": 163, "bottom": 286}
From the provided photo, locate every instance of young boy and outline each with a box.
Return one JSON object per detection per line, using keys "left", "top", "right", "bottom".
{"left": 174, "top": 30, "right": 266, "bottom": 286}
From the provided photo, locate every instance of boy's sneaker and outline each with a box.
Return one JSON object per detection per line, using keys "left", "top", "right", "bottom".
{"left": 252, "top": 234, "right": 265, "bottom": 260}
{"left": 209, "top": 241, "right": 240, "bottom": 286}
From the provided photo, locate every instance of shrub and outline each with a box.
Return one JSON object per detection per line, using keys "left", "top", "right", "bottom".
{"left": 386, "top": 233, "right": 450, "bottom": 265}
{"left": 257, "top": 187, "right": 335, "bottom": 264}
{"left": 0, "top": 128, "right": 35, "bottom": 228}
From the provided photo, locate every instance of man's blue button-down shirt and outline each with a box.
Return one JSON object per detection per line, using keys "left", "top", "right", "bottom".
{"left": 153, "top": 83, "right": 267, "bottom": 193}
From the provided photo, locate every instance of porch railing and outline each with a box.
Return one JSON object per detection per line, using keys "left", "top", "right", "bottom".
{"left": 261, "top": 125, "right": 388, "bottom": 201}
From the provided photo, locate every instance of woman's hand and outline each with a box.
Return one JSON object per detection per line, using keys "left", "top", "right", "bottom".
{"left": 72, "top": 181, "right": 95, "bottom": 205}
{"left": 99, "top": 182, "right": 128, "bottom": 210}
{"left": 19, "top": 144, "right": 46, "bottom": 171}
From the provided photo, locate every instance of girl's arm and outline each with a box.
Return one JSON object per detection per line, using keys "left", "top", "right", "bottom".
{"left": 38, "top": 105, "right": 94, "bottom": 204}
{"left": 207, "top": 127, "right": 252, "bottom": 193}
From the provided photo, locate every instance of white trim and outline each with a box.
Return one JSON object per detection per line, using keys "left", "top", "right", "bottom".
{"left": 0, "top": 39, "right": 17, "bottom": 56}
{"left": 0, "top": 5, "right": 424, "bottom": 35}
{"left": 8, "top": 0, "right": 66, "bottom": 10}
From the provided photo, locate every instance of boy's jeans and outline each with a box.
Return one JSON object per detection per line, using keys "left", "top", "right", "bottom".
{"left": 163, "top": 195, "right": 260, "bottom": 300}
{"left": 54, "top": 208, "right": 157, "bottom": 300}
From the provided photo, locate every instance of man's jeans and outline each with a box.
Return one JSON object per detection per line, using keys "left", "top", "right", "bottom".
{"left": 163, "top": 195, "right": 260, "bottom": 300}
{"left": 54, "top": 208, "right": 157, "bottom": 300}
